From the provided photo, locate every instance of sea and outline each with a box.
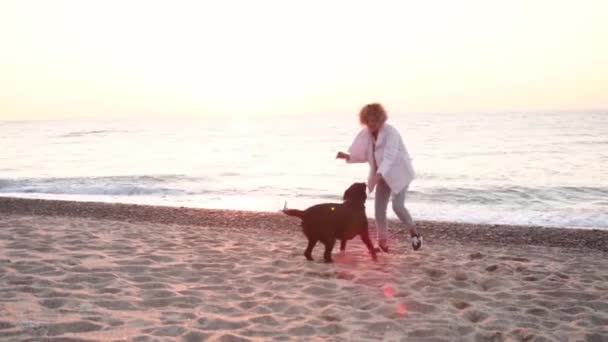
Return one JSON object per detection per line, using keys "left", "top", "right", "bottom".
{"left": 1, "top": 111, "right": 607, "bottom": 229}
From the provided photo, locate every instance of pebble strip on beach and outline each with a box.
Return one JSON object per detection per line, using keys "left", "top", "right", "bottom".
{"left": 1, "top": 197, "right": 606, "bottom": 252}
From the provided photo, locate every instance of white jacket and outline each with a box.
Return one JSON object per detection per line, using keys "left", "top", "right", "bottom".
{"left": 347, "top": 123, "right": 415, "bottom": 194}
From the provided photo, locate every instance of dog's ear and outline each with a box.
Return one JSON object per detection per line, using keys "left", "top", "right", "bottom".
{"left": 343, "top": 187, "right": 352, "bottom": 200}
{"left": 355, "top": 183, "right": 367, "bottom": 201}
{"left": 344, "top": 183, "right": 367, "bottom": 202}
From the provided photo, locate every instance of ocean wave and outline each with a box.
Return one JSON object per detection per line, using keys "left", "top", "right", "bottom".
{"left": 58, "top": 130, "right": 129, "bottom": 138}
{"left": 571, "top": 140, "right": 608, "bottom": 145}
{"left": 0, "top": 175, "right": 204, "bottom": 196}
{"left": 409, "top": 185, "right": 608, "bottom": 205}
{"left": 1, "top": 176, "right": 607, "bottom": 208}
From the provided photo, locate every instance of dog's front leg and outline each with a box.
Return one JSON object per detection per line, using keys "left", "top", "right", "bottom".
{"left": 360, "top": 232, "right": 377, "bottom": 261}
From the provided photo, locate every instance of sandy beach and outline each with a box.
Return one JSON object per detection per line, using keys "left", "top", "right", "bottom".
{"left": 1, "top": 198, "right": 607, "bottom": 341}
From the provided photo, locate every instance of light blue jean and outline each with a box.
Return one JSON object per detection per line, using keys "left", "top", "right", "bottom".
{"left": 375, "top": 178, "right": 415, "bottom": 245}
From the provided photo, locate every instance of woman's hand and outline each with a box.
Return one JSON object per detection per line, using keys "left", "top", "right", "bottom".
{"left": 336, "top": 152, "right": 350, "bottom": 160}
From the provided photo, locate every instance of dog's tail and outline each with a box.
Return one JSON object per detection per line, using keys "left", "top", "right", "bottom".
{"left": 281, "top": 200, "right": 305, "bottom": 219}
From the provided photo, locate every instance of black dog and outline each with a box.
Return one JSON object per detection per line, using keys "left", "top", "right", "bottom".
{"left": 282, "top": 182, "right": 377, "bottom": 263}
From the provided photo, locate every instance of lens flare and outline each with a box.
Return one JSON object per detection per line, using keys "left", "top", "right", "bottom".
{"left": 396, "top": 303, "right": 408, "bottom": 316}
{"left": 382, "top": 285, "right": 395, "bottom": 297}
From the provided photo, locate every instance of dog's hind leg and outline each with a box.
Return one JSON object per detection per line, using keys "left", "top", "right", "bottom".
{"left": 304, "top": 238, "right": 317, "bottom": 261}
{"left": 340, "top": 239, "right": 347, "bottom": 252}
{"left": 360, "top": 231, "right": 377, "bottom": 261}
{"left": 322, "top": 239, "right": 336, "bottom": 263}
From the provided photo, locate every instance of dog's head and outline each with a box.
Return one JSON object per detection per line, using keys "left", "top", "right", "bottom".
{"left": 342, "top": 182, "right": 367, "bottom": 204}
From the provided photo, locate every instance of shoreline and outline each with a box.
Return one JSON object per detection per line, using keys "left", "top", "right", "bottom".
{"left": 1, "top": 197, "right": 607, "bottom": 252}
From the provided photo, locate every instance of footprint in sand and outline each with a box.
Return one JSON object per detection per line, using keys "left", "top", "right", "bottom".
{"left": 303, "top": 285, "right": 336, "bottom": 296}
{"left": 182, "top": 331, "right": 212, "bottom": 342}
{"left": 140, "top": 296, "right": 202, "bottom": 309}
{"left": 254, "top": 306, "right": 273, "bottom": 314}
{"left": 95, "top": 300, "right": 138, "bottom": 311}
{"left": 287, "top": 325, "right": 317, "bottom": 336}
{"left": 39, "top": 321, "right": 103, "bottom": 336}
{"left": 151, "top": 325, "right": 187, "bottom": 337}
{"left": 197, "top": 317, "right": 249, "bottom": 331}
{"left": 560, "top": 307, "right": 588, "bottom": 315}
{"left": 403, "top": 300, "right": 437, "bottom": 314}
{"left": 239, "top": 301, "right": 258, "bottom": 310}
{"left": 98, "top": 287, "right": 122, "bottom": 294}
{"left": 499, "top": 256, "right": 530, "bottom": 262}
{"left": 526, "top": 307, "right": 549, "bottom": 317}
{"left": 249, "top": 315, "right": 280, "bottom": 326}
{"left": 469, "top": 252, "right": 484, "bottom": 260}
{"left": 0, "top": 321, "right": 15, "bottom": 330}
{"left": 140, "top": 289, "right": 177, "bottom": 299}
{"left": 453, "top": 271, "right": 468, "bottom": 281}
{"left": 160, "top": 311, "right": 196, "bottom": 325}
{"left": 425, "top": 268, "right": 448, "bottom": 280}
{"left": 480, "top": 278, "right": 502, "bottom": 291}
{"left": 486, "top": 264, "right": 499, "bottom": 272}
{"left": 452, "top": 301, "right": 471, "bottom": 310}
{"left": 136, "top": 282, "right": 171, "bottom": 290}
{"left": 474, "top": 331, "right": 505, "bottom": 342}
{"left": 463, "top": 310, "right": 489, "bottom": 323}
{"left": 216, "top": 333, "right": 252, "bottom": 342}
{"left": 39, "top": 298, "right": 66, "bottom": 309}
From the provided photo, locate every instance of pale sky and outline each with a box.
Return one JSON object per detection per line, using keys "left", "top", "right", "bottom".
{"left": 1, "top": 0, "right": 607, "bottom": 120}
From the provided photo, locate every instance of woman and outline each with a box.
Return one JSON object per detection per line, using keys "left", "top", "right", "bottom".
{"left": 336, "top": 103, "right": 422, "bottom": 252}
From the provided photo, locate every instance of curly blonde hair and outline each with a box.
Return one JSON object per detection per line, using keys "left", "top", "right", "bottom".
{"left": 359, "top": 103, "right": 388, "bottom": 126}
